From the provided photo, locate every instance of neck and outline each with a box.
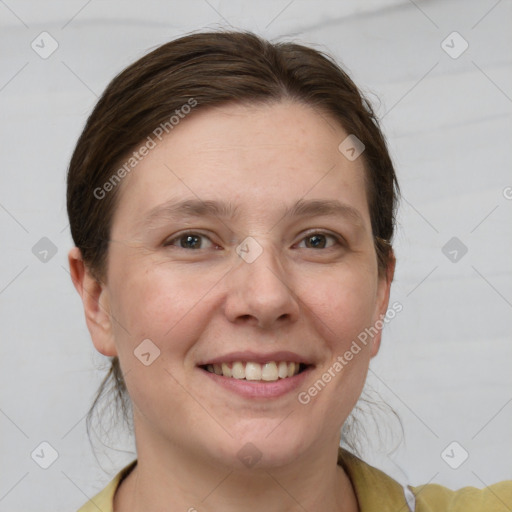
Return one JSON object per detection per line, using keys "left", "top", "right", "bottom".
{"left": 115, "top": 421, "right": 359, "bottom": 512}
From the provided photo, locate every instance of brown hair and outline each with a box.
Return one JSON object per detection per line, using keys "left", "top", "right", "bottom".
{"left": 66, "top": 30, "right": 400, "bottom": 449}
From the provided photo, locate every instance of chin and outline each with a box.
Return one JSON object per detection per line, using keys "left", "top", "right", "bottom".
{"left": 215, "top": 423, "right": 313, "bottom": 470}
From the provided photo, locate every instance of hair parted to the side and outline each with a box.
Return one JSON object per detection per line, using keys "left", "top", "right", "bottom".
{"left": 66, "top": 30, "right": 400, "bottom": 455}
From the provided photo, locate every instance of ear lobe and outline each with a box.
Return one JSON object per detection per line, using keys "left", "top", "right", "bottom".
{"left": 68, "top": 247, "right": 117, "bottom": 357}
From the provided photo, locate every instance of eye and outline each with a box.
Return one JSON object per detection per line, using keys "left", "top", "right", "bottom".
{"left": 296, "top": 231, "right": 343, "bottom": 250}
{"left": 163, "top": 230, "right": 344, "bottom": 251}
{"left": 163, "top": 231, "right": 216, "bottom": 250}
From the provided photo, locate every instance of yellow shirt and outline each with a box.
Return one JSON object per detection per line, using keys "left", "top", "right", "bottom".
{"left": 77, "top": 448, "right": 512, "bottom": 511}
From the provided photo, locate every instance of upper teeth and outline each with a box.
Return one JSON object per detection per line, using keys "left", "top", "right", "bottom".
{"left": 205, "top": 361, "right": 301, "bottom": 381}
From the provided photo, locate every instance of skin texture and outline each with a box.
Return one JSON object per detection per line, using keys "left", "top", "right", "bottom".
{"left": 69, "top": 100, "right": 395, "bottom": 512}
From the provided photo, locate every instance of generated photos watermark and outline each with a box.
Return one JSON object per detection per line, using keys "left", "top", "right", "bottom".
{"left": 93, "top": 98, "right": 198, "bottom": 200}
{"left": 297, "top": 301, "right": 403, "bottom": 405}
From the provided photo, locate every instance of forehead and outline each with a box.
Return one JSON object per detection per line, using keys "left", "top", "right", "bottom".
{"left": 111, "top": 101, "right": 370, "bottom": 231}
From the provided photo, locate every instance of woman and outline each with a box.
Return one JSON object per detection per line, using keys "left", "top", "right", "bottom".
{"left": 67, "top": 30, "right": 511, "bottom": 511}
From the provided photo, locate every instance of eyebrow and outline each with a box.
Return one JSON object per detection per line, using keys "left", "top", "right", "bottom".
{"left": 141, "top": 198, "right": 365, "bottom": 229}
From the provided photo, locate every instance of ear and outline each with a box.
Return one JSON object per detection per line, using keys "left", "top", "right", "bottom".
{"left": 370, "top": 250, "right": 396, "bottom": 358}
{"left": 68, "top": 247, "right": 117, "bottom": 357}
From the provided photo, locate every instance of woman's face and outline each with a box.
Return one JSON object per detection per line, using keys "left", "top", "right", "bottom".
{"left": 86, "top": 101, "right": 393, "bottom": 468}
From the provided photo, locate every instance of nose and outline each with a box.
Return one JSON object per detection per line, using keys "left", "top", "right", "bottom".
{"left": 223, "top": 237, "right": 300, "bottom": 330}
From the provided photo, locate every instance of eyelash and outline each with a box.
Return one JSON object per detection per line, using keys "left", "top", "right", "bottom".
{"left": 162, "top": 230, "right": 346, "bottom": 251}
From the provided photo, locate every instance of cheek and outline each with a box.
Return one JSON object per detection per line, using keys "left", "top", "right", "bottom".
{"left": 108, "top": 261, "right": 222, "bottom": 359}
{"left": 300, "top": 268, "right": 378, "bottom": 410}
{"left": 304, "top": 266, "right": 379, "bottom": 349}
{"left": 106, "top": 265, "right": 216, "bottom": 418}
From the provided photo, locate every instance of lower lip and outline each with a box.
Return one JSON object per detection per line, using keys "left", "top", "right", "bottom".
{"left": 199, "top": 367, "right": 312, "bottom": 399}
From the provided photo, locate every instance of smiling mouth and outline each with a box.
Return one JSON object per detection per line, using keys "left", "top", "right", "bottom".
{"left": 199, "top": 361, "right": 310, "bottom": 381}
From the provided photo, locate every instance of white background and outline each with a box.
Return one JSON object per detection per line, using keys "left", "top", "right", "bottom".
{"left": 0, "top": 0, "right": 511, "bottom": 510}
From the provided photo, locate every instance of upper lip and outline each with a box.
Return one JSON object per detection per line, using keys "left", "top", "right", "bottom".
{"left": 197, "top": 350, "right": 314, "bottom": 366}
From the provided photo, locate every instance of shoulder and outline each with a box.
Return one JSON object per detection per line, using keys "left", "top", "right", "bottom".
{"left": 338, "top": 448, "right": 415, "bottom": 511}
{"left": 411, "top": 480, "right": 512, "bottom": 511}
{"left": 77, "top": 453, "right": 512, "bottom": 512}
{"left": 76, "top": 460, "right": 137, "bottom": 512}
{"left": 338, "top": 448, "right": 512, "bottom": 512}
